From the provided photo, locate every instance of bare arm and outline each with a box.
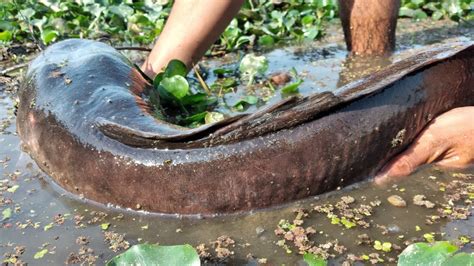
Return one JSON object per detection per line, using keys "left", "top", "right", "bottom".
{"left": 375, "top": 106, "right": 474, "bottom": 185}
{"left": 142, "top": 0, "right": 244, "bottom": 77}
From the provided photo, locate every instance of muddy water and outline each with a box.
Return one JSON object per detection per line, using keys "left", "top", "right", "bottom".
{"left": 0, "top": 99, "right": 472, "bottom": 265}
{"left": 1, "top": 19, "right": 474, "bottom": 265}
{"left": 1, "top": 66, "right": 473, "bottom": 266}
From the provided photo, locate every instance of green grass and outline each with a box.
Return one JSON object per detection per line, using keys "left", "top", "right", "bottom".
{"left": 0, "top": 0, "right": 472, "bottom": 50}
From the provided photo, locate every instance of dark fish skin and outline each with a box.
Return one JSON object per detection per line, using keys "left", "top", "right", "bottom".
{"left": 17, "top": 39, "right": 473, "bottom": 215}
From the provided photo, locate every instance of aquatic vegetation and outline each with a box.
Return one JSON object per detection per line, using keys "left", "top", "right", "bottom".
{"left": 239, "top": 53, "right": 269, "bottom": 85}
{"left": 400, "top": 0, "right": 473, "bottom": 21}
{"left": 398, "top": 241, "right": 474, "bottom": 266}
{"left": 1, "top": 0, "right": 470, "bottom": 48}
{"left": 106, "top": 244, "right": 200, "bottom": 266}
{"left": 303, "top": 253, "right": 327, "bottom": 266}
{"left": 373, "top": 241, "right": 392, "bottom": 252}
{"left": 1, "top": 207, "right": 11, "bottom": 221}
{"left": 149, "top": 59, "right": 220, "bottom": 127}
{"left": 148, "top": 56, "right": 296, "bottom": 127}
{"left": 33, "top": 248, "right": 48, "bottom": 259}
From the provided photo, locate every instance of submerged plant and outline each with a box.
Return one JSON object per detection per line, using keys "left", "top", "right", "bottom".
{"left": 239, "top": 53, "right": 269, "bottom": 85}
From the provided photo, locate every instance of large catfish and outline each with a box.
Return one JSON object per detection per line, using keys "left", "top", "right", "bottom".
{"left": 17, "top": 39, "right": 473, "bottom": 215}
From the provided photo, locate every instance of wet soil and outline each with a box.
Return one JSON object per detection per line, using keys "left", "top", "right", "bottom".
{"left": 0, "top": 19, "right": 473, "bottom": 265}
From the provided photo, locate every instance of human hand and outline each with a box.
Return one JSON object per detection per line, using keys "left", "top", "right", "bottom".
{"left": 374, "top": 106, "right": 474, "bottom": 185}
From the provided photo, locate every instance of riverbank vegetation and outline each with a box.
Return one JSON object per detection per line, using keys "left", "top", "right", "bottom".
{"left": 1, "top": 0, "right": 472, "bottom": 50}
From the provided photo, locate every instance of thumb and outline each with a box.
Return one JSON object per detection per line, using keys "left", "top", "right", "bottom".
{"left": 374, "top": 132, "right": 436, "bottom": 186}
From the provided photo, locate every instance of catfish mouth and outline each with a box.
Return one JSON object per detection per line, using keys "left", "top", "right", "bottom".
{"left": 96, "top": 41, "right": 473, "bottom": 150}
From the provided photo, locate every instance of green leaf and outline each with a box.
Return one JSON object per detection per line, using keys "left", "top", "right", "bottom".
{"left": 153, "top": 72, "right": 165, "bottom": 87}
{"left": 44, "top": 223, "right": 54, "bottom": 231}
{"left": 442, "top": 253, "right": 474, "bottom": 266}
{"left": 330, "top": 216, "right": 340, "bottom": 225}
{"left": 101, "top": 223, "right": 110, "bottom": 230}
{"left": 374, "top": 241, "right": 392, "bottom": 252}
{"left": 233, "top": 95, "right": 258, "bottom": 111}
{"left": 205, "top": 112, "right": 224, "bottom": 124}
{"left": 281, "top": 79, "right": 303, "bottom": 94}
{"left": 106, "top": 244, "right": 200, "bottom": 266}
{"left": 0, "top": 31, "right": 12, "bottom": 42}
{"left": 160, "top": 76, "right": 189, "bottom": 99}
{"left": 180, "top": 93, "right": 208, "bottom": 106}
{"left": 7, "top": 185, "right": 19, "bottom": 193}
{"left": 153, "top": 60, "right": 187, "bottom": 89}
{"left": 432, "top": 10, "right": 444, "bottom": 20}
{"left": 109, "top": 4, "right": 134, "bottom": 18}
{"left": 303, "top": 26, "right": 319, "bottom": 40}
{"left": 258, "top": 35, "right": 275, "bottom": 47}
{"left": 41, "top": 29, "right": 58, "bottom": 44}
{"left": 220, "top": 78, "right": 237, "bottom": 88}
{"left": 303, "top": 253, "right": 327, "bottom": 266}
{"left": 340, "top": 217, "right": 356, "bottom": 229}
{"left": 2, "top": 208, "right": 12, "bottom": 220}
{"left": 34, "top": 249, "right": 48, "bottom": 259}
{"left": 423, "top": 233, "right": 435, "bottom": 243}
{"left": 239, "top": 54, "right": 268, "bottom": 84}
{"left": 398, "top": 241, "right": 459, "bottom": 266}
{"left": 164, "top": 59, "right": 187, "bottom": 78}
{"left": 182, "top": 112, "right": 207, "bottom": 124}
{"left": 213, "top": 68, "right": 233, "bottom": 76}
{"left": 382, "top": 242, "right": 392, "bottom": 252}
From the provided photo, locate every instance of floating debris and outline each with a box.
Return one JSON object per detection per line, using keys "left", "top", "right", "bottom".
{"left": 387, "top": 195, "right": 407, "bottom": 207}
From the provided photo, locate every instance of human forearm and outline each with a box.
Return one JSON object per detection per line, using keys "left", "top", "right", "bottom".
{"left": 142, "top": 0, "right": 244, "bottom": 77}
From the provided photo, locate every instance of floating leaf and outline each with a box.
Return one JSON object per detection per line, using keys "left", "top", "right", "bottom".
{"left": 106, "top": 244, "right": 200, "bottom": 266}
{"left": 374, "top": 241, "right": 392, "bottom": 252}
{"left": 459, "top": 236, "right": 470, "bottom": 244}
{"left": 374, "top": 241, "right": 383, "bottom": 250}
{"left": 330, "top": 216, "right": 340, "bottom": 225}
{"left": 205, "top": 112, "right": 224, "bottom": 124}
{"left": 398, "top": 241, "right": 461, "bottom": 266}
{"left": 2, "top": 208, "right": 12, "bottom": 220}
{"left": 34, "top": 249, "right": 48, "bottom": 259}
{"left": 382, "top": 242, "right": 392, "bottom": 252}
{"left": 101, "top": 223, "right": 111, "bottom": 230}
{"left": 233, "top": 95, "right": 259, "bottom": 111}
{"left": 340, "top": 217, "right": 356, "bottom": 229}
{"left": 444, "top": 252, "right": 474, "bottom": 265}
{"left": 303, "top": 253, "right": 327, "bottom": 266}
{"left": 423, "top": 233, "right": 435, "bottom": 243}
{"left": 44, "top": 223, "right": 54, "bottom": 231}
{"left": 7, "top": 185, "right": 19, "bottom": 193}
{"left": 213, "top": 68, "right": 234, "bottom": 76}
{"left": 239, "top": 54, "right": 268, "bottom": 85}
{"left": 281, "top": 79, "right": 303, "bottom": 94}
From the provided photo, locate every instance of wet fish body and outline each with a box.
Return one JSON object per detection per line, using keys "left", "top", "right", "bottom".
{"left": 17, "top": 39, "right": 474, "bottom": 214}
